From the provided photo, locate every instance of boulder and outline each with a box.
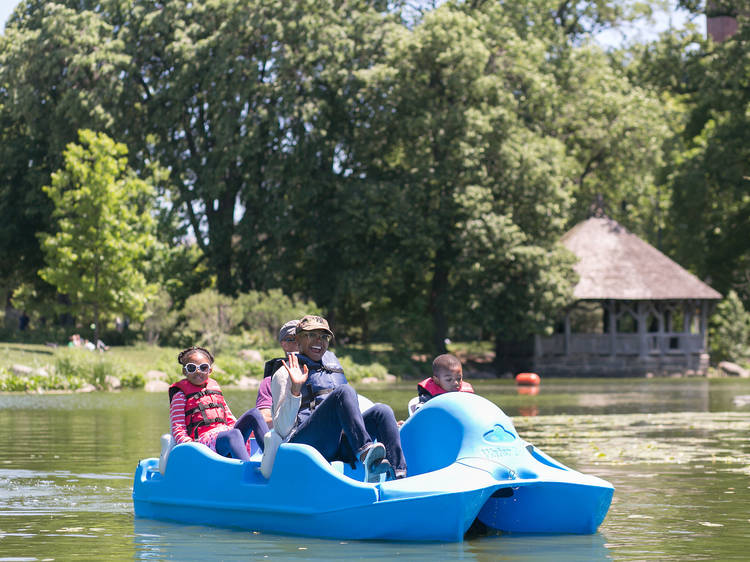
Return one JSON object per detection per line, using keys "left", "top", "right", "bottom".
{"left": 144, "top": 370, "right": 167, "bottom": 381}
{"left": 145, "top": 379, "right": 170, "bottom": 393}
{"left": 359, "top": 376, "right": 380, "bottom": 384}
{"left": 238, "top": 349, "right": 264, "bottom": 363}
{"left": 11, "top": 364, "right": 33, "bottom": 376}
{"left": 76, "top": 383, "right": 97, "bottom": 393}
{"left": 104, "top": 375, "right": 121, "bottom": 390}
{"left": 236, "top": 376, "right": 260, "bottom": 390}
{"left": 383, "top": 374, "right": 397, "bottom": 383}
{"left": 718, "top": 361, "right": 750, "bottom": 378}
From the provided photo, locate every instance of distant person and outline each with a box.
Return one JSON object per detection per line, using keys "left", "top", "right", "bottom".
{"left": 417, "top": 353, "right": 474, "bottom": 405}
{"left": 18, "top": 311, "right": 29, "bottom": 331}
{"left": 169, "top": 346, "right": 269, "bottom": 460}
{"left": 68, "top": 334, "right": 83, "bottom": 348}
{"left": 270, "top": 315, "right": 406, "bottom": 481}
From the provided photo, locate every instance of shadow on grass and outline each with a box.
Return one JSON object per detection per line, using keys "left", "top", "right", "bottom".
{"left": 2, "top": 344, "right": 55, "bottom": 356}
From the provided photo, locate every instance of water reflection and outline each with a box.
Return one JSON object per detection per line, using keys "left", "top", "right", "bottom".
{"left": 2, "top": 380, "right": 750, "bottom": 560}
{"left": 516, "top": 385, "right": 539, "bottom": 396}
{"left": 133, "top": 519, "right": 612, "bottom": 561}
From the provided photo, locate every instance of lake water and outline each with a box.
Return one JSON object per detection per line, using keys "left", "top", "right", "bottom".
{"left": 1, "top": 378, "right": 749, "bottom": 560}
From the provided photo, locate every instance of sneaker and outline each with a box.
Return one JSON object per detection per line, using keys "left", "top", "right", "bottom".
{"left": 395, "top": 468, "right": 407, "bottom": 479}
{"left": 367, "top": 459, "right": 395, "bottom": 483}
{"left": 360, "top": 442, "right": 386, "bottom": 482}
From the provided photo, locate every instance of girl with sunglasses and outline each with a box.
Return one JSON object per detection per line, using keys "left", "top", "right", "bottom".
{"left": 169, "top": 346, "right": 269, "bottom": 461}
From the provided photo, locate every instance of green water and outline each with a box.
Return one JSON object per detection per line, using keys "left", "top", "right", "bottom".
{"left": 1, "top": 378, "right": 749, "bottom": 560}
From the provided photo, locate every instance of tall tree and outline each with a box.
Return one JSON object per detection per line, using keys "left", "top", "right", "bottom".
{"left": 345, "top": 4, "right": 578, "bottom": 354}
{"left": 115, "top": 0, "right": 395, "bottom": 295}
{"left": 0, "top": 2, "right": 129, "bottom": 301}
{"left": 35, "top": 130, "right": 158, "bottom": 342}
{"left": 627, "top": 3, "right": 750, "bottom": 300}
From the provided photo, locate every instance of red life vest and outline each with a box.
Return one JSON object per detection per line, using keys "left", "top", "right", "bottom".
{"left": 169, "top": 378, "right": 229, "bottom": 440}
{"left": 417, "top": 377, "right": 474, "bottom": 403}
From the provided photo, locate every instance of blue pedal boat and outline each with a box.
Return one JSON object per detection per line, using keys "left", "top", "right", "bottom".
{"left": 132, "top": 393, "right": 613, "bottom": 541}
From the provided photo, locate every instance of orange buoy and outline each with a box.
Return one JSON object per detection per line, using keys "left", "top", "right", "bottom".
{"left": 515, "top": 372, "right": 540, "bottom": 386}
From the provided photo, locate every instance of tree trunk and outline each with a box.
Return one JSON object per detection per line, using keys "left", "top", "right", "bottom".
{"left": 429, "top": 254, "right": 449, "bottom": 355}
{"left": 206, "top": 186, "right": 239, "bottom": 295}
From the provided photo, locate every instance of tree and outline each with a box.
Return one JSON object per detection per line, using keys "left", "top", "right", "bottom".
{"left": 115, "top": 0, "right": 396, "bottom": 296}
{"left": 627, "top": 3, "right": 750, "bottom": 301}
{"left": 710, "top": 290, "right": 750, "bottom": 364}
{"left": 340, "top": 4, "right": 578, "bottom": 354}
{"left": 0, "top": 2, "right": 129, "bottom": 306}
{"left": 35, "top": 130, "right": 158, "bottom": 343}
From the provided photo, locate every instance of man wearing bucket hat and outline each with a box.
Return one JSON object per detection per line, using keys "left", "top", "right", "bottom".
{"left": 270, "top": 315, "right": 406, "bottom": 482}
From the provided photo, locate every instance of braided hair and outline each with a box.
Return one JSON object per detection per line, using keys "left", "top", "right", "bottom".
{"left": 177, "top": 346, "right": 215, "bottom": 366}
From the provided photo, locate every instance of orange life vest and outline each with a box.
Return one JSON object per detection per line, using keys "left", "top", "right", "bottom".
{"left": 169, "top": 378, "right": 229, "bottom": 440}
{"left": 417, "top": 377, "right": 474, "bottom": 403}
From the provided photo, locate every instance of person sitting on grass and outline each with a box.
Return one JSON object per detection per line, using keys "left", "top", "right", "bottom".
{"left": 417, "top": 353, "right": 474, "bottom": 404}
{"left": 169, "top": 346, "right": 269, "bottom": 460}
{"left": 269, "top": 315, "right": 406, "bottom": 481}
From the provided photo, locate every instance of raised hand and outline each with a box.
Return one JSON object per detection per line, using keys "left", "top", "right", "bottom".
{"left": 282, "top": 352, "right": 308, "bottom": 397}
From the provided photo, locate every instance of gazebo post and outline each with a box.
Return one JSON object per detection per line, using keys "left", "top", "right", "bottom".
{"left": 564, "top": 311, "right": 571, "bottom": 355}
{"left": 637, "top": 301, "right": 648, "bottom": 358}
{"left": 656, "top": 302, "right": 665, "bottom": 353}
{"left": 608, "top": 300, "right": 616, "bottom": 356}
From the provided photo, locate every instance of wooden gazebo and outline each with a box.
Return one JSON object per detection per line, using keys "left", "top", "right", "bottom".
{"left": 533, "top": 217, "right": 722, "bottom": 376}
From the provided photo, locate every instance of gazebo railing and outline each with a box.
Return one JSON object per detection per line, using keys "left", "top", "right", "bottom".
{"left": 537, "top": 333, "right": 705, "bottom": 356}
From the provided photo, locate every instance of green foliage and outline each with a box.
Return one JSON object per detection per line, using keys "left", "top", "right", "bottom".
{"left": 710, "top": 291, "right": 750, "bottom": 364}
{"left": 624, "top": 5, "right": 750, "bottom": 301}
{"left": 337, "top": 344, "right": 428, "bottom": 379}
{"left": 213, "top": 354, "right": 263, "bottom": 385}
{"left": 54, "top": 348, "right": 138, "bottom": 389}
{"left": 0, "top": 366, "right": 79, "bottom": 392}
{"left": 33, "top": 130, "right": 159, "bottom": 342}
{"left": 141, "top": 288, "right": 179, "bottom": 346}
{"left": 234, "top": 289, "right": 321, "bottom": 346}
{"left": 345, "top": 3, "right": 583, "bottom": 350}
{"left": 169, "top": 288, "right": 321, "bottom": 352}
{"left": 120, "top": 372, "right": 145, "bottom": 389}
{"left": 0, "top": 3, "right": 128, "bottom": 294}
{"left": 338, "top": 356, "right": 389, "bottom": 383}
{"left": 0, "top": 0, "right": 743, "bottom": 358}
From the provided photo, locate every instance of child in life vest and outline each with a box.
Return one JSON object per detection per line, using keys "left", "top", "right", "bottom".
{"left": 169, "top": 346, "right": 269, "bottom": 460}
{"left": 417, "top": 353, "right": 474, "bottom": 405}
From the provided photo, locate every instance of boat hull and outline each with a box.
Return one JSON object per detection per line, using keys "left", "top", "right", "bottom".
{"left": 134, "top": 393, "right": 614, "bottom": 540}
{"left": 399, "top": 393, "right": 614, "bottom": 535}
{"left": 133, "top": 440, "right": 501, "bottom": 541}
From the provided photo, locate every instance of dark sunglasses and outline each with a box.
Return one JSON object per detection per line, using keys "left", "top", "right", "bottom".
{"left": 303, "top": 332, "right": 331, "bottom": 343}
{"left": 184, "top": 362, "right": 211, "bottom": 373}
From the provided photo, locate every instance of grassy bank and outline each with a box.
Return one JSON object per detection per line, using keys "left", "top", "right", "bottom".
{"left": 0, "top": 341, "right": 448, "bottom": 393}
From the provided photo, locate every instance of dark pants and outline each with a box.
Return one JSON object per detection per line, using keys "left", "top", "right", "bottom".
{"left": 215, "top": 408, "right": 269, "bottom": 461}
{"left": 290, "top": 385, "right": 406, "bottom": 471}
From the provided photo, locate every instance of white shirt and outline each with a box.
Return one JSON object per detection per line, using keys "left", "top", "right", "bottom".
{"left": 271, "top": 366, "right": 302, "bottom": 439}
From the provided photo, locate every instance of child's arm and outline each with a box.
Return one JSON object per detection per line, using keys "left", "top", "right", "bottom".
{"left": 169, "top": 391, "right": 192, "bottom": 444}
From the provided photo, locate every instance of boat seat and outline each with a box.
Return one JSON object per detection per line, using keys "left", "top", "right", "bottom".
{"left": 158, "top": 433, "right": 176, "bottom": 474}
{"left": 357, "top": 393, "right": 374, "bottom": 413}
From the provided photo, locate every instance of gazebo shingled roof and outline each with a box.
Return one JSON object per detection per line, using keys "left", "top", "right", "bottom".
{"left": 560, "top": 217, "right": 722, "bottom": 301}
